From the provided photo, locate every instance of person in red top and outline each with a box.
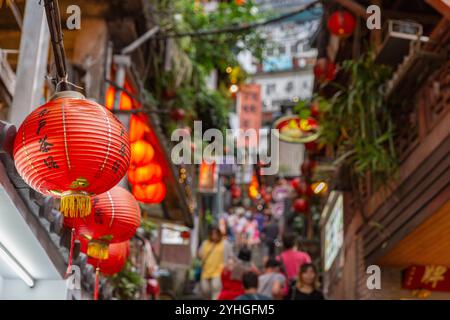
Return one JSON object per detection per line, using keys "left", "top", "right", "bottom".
{"left": 218, "top": 247, "right": 258, "bottom": 300}
{"left": 277, "top": 233, "right": 311, "bottom": 282}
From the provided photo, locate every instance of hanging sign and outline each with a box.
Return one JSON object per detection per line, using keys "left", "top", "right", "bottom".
{"left": 403, "top": 265, "right": 450, "bottom": 292}
{"left": 198, "top": 160, "right": 218, "bottom": 193}
{"left": 273, "top": 115, "right": 319, "bottom": 143}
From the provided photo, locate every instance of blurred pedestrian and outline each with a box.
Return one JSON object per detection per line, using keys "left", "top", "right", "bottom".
{"left": 278, "top": 233, "right": 311, "bottom": 281}
{"left": 235, "top": 271, "right": 270, "bottom": 300}
{"left": 258, "top": 258, "right": 286, "bottom": 300}
{"left": 218, "top": 247, "right": 258, "bottom": 300}
{"left": 262, "top": 215, "right": 279, "bottom": 260}
{"left": 288, "top": 263, "right": 325, "bottom": 300}
{"left": 198, "top": 227, "right": 233, "bottom": 300}
{"left": 243, "top": 211, "right": 260, "bottom": 248}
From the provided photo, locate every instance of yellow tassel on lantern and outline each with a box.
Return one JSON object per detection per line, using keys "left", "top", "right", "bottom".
{"left": 60, "top": 191, "right": 92, "bottom": 218}
{"left": 87, "top": 240, "right": 109, "bottom": 260}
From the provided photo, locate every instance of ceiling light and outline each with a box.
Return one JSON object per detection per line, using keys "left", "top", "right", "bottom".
{"left": 0, "top": 242, "right": 35, "bottom": 287}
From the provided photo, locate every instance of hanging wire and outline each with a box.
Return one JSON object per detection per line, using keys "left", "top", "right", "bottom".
{"left": 43, "top": 0, "right": 69, "bottom": 91}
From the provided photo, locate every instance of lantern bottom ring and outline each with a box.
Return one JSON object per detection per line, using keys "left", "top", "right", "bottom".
{"left": 60, "top": 190, "right": 92, "bottom": 218}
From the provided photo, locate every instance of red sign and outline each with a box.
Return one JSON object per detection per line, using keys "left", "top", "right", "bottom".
{"left": 198, "top": 160, "right": 218, "bottom": 193}
{"left": 237, "top": 84, "right": 262, "bottom": 148}
{"left": 403, "top": 265, "right": 450, "bottom": 292}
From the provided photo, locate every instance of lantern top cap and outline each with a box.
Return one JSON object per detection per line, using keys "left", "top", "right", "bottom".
{"left": 50, "top": 90, "right": 85, "bottom": 101}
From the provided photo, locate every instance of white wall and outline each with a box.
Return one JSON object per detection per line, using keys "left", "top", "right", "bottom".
{"left": 0, "top": 279, "right": 68, "bottom": 300}
{"left": 252, "top": 71, "right": 315, "bottom": 112}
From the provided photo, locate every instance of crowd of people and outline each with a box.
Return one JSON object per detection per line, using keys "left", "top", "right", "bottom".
{"left": 197, "top": 207, "right": 325, "bottom": 301}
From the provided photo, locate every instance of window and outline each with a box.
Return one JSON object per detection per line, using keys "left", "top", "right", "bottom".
{"left": 266, "top": 47, "right": 274, "bottom": 57}
{"left": 303, "top": 81, "right": 309, "bottom": 89}
{"left": 278, "top": 45, "right": 286, "bottom": 55}
{"left": 266, "top": 84, "right": 276, "bottom": 95}
{"left": 286, "top": 81, "right": 294, "bottom": 93}
{"left": 291, "top": 44, "right": 298, "bottom": 54}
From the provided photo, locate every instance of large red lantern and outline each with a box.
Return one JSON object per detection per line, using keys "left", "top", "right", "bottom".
{"left": 128, "top": 162, "right": 162, "bottom": 185}
{"left": 81, "top": 239, "right": 130, "bottom": 300}
{"left": 64, "top": 186, "right": 141, "bottom": 260}
{"left": 314, "top": 60, "right": 336, "bottom": 83}
{"left": 131, "top": 140, "right": 154, "bottom": 166}
{"left": 132, "top": 182, "right": 166, "bottom": 204}
{"left": 13, "top": 91, "right": 130, "bottom": 218}
{"left": 293, "top": 198, "right": 309, "bottom": 213}
{"left": 327, "top": 11, "right": 356, "bottom": 37}
{"left": 85, "top": 240, "right": 130, "bottom": 275}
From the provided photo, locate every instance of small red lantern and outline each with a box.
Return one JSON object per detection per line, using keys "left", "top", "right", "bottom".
{"left": 64, "top": 186, "right": 141, "bottom": 259}
{"left": 13, "top": 91, "right": 130, "bottom": 218}
{"left": 132, "top": 182, "right": 166, "bottom": 204}
{"left": 128, "top": 162, "right": 162, "bottom": 185}
{"left": 131, "top": 140, "right": 155, "bottom": 166}
{"left": 327, "top": 11, "right": 356, "bottom": 38}
{"left": 293, "top": 198, "right": 308, "bottom": 213}
{"left": 170, "top": 108, "right": 186, "bottom": 121}
{"left": 304, "top": 141, "right": 318, "bottom": 152}
{"left": 291, "top": 177, "right": 301, "bottom": 191}
{"left": 180, "top": 230, "right": 191, "bottom": 240}
{"left": 296, "top": 181, "right": 313, "bottom": 197}
{"left": 231, "top": 185, "right": 241, "bottom": 199}
{"left": 129, "top": 114, "right": 148, "bottom": 143}
{"left": 314, "top": 60, "right": 336, "bottom": 83}
{"left": 310, "top": 102, "right": 320, "bottom": 119}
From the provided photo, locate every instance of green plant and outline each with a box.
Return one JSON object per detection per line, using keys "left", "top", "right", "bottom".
{"left": 110, "top": 261, "right": 144, "bottom": 300}
{"left": 298, "top": 53, "right": 398, "bottom": 183}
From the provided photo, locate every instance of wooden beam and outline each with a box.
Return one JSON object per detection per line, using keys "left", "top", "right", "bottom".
{"left": 426, "top": 0, "right": 450, "bottom": 20}
{"left": 383, "top": 10, "right": 442, "bottom": 25}
{"left": 8, "top": 0, "right": 49, "bottom": 126}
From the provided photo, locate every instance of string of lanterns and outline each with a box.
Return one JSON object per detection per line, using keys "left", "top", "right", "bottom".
{"left": 128, "top": 113, "right": 166, "bottom": 204}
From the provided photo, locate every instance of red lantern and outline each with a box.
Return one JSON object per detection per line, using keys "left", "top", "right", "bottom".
{"left": 64, "top": 186, "right": 141, "bottom": 259}
{"left": 293, "top": 198, "right": 308, "bottom": 213}
{"left": 304, "top": 141, "right": 318, "bottom": 152}
{"left": 132, "top": 182, "right": 166, "bottom": 204}
{"left": 13, "top": 91, "right": 130, "bottom": 218}
{"left": 231, "top": 185, "right": 241, "bottom": 199}
{"left": 310, "top": 102, "right": 320, "bottom": 119}
{"left": 327, "top": 11, "right": 356, "bottom": 38}
{"left": 128, "top": 162, "right": 162, "bottom": 185}
{"left": 314, "top": 60, "right": 336, "bottom": 83}
{"left": 84, "top": 240, "right": 130, "bottom": 275}
{"left": 131, "top": 140, "right": 154, "bottom": 166}
{"left": 129, "top": 115, "right": 148, "bottom": 143}
{"left": 180, "top": 231, "right": 191, "bottom": 240}
{"left": 82, "top": 239, "right": 130, "bottom": 300}
{"left": 296, "top": 181, "right": 313, "bottom": 197}
{"left": 291, "top": 177, "right": 301, "bottom": 191}
{"left": 170, "top": 108, "right": 186, "bottom": 121}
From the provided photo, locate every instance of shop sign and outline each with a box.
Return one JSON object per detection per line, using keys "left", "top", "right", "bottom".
{"left": 198, "top": 160, "right": 218, "bottom": 193}
{"left": 323, "top": 193, "right": 344, "bottom": 271}
{"left": 403, "top": 265, "right": 450, "bottom": 292}
{"left": 273, "top": 115, "right": 319, "bottom": 144}
{"left": 161, "top": 224, "right": 190, "bottom": 245}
